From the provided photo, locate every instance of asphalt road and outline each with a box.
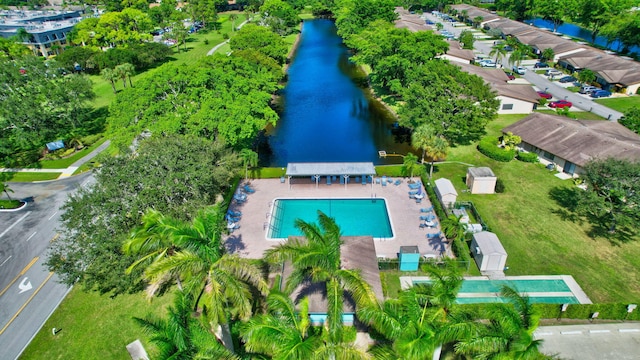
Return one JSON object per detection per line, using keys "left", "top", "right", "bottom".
{"left": 423, "top": 12, "right": 623, "bottom": 121}
{"left": 0, "top": 172, "right": 94, "bottom": 359}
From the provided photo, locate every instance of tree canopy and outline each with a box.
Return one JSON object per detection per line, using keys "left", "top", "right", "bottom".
{"left": 619, "top": 106, "right": 640, "bottom": 134}
{"left": 229, "top": 24, "right": 289, "bottom": 64}
{"left": 0, "top": 57, "right": 95, "bottom": 167}
{"left": 333, "top": 0, "right": 398, "bottom": 38}
{"left": 46, "top": 135, "right": 240, "bottom": 295}
{"left": 107, "top": 51, "right": 283, "bottom": 150}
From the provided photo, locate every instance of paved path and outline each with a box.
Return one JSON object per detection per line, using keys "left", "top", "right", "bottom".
{"left": 0, "top": 140, "right": 110, "bottom": 180}
{"left": 206, "top": 19, "right": 250, "bottom": 56}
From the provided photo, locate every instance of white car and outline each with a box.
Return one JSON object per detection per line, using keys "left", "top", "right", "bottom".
{"left": 480, "top": 60, "right": 497, "bottom": 68}
{"left": 512, "top": 65, "right": 526, "bottom": 75}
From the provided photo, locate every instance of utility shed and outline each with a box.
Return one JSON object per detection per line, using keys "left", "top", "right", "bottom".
{"left": 466, "top": 167, "right": 497, "bottom": 194}
{"left": 470, "top": 231, "right": 507, "bottom": 272}
{"left": 434, "top": 178, "right": 458, "bottom": 209}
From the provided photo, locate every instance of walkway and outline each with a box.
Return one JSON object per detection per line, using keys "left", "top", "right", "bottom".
{"left": 0, "top": 140, "right": 110, "bottom": 180}
{"left": 206, "top": 19, "right": 251, "bottom": 56}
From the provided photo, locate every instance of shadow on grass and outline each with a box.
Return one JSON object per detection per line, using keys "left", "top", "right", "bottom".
{"left": 549, "top": 186, "right": 637, "bottom": 245}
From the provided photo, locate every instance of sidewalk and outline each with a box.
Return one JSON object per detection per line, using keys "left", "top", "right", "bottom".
{"left": 0, "top": 140, "right": 110, "bottom": 180}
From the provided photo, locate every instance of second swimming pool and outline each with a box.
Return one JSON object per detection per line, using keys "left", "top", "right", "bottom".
{"left": 268, "top": 198, "right": 393, "bottom": 239}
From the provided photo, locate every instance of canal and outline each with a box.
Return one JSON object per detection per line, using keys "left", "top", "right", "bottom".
{"left": 265, "top": 19, "right": 413, "bottom": 166}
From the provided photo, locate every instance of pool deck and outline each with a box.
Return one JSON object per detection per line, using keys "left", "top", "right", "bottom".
{"left": 399, "top": 275, "right": 592, "bottom": 304}
{"left": 224, "top": 178, "right": 451, "bottom": 260}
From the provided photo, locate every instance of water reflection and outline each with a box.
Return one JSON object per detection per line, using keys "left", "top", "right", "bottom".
{"left": 265, "top": 19, "right": 412, "bottom": 166}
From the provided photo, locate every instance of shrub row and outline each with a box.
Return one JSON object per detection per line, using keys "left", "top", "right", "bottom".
{"left": 516, "top": 151, "right": 539, "bottom": 163}
{"left": 459, "top": 302, "right": 640, "bottom": 321}
{"left": 477, "top": 136, "right": 515, "bottom": 162}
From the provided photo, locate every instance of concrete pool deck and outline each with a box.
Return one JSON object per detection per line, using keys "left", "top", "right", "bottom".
{"left": 399, "top": 275, "right": 592, "bottom": 304}
{"left": 223, "top": 178, "right": 451, "bottom": 260}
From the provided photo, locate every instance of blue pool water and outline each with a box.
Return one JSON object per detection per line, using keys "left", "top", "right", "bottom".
{"left": 268, "top": 198, "right": 393, "bottom": 239}
{"left": 413, "top": 278, "right": 580, "bottom": 304}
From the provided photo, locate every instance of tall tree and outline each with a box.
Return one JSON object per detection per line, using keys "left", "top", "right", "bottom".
{"left": 540, "top": 47, "right": 555, "bottom": 63}
{"left": 411, "top": 124, "right": 436, "bottom": 165}
{"left": 264, "top": 211, "right": 378, "bottom": 343}
{"left": 229, "top": 24, "right": 289, "bottom": 64}
{"left": 259, "top": 0, "right": 300, "bottom": 35}
{"left": 489, "top": 43, "right": 508, "bottom": 65}
{"left": 239, "top": 149, "right": 258, "bottom": 180}
{"left": 115, "top": 62, "right": 135, "bottom": 88}
{"left": 576, "top": 0, "right": 632, "bottom": 44}
{"left": 0, "top": 181, "right": 13, "bottom": 200}
{"left": 333, "top": 0, "right": 398, "bottom": 38}
{"left": 577, "top": 68, "right": 596, "bottom": 85}
{"left": 101, "top": 67, "right": 118, "bottom": 94}
{"left": 402, "top": 152, "right": 421, "bottom": 180}
{"left": 424, "top": 136, "right": 448, "bottom": 179}
{"left": 458, "top": 30, "right": 474, "bottom": 50}
{"left": 534, "top": 0, "right": 577, "bottom": 32}
{"left": 619, "top": 106, "right": 640, "bottom": 134}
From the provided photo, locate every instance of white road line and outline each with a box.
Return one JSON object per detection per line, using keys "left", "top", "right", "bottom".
{"left": 536, "top": 332, "right": 553, "bottom": 336}
{"left": 48, "top": 211, "right": 58, "bottom": 221}
{"left": 619, "top": 329, "right": 640, "bottom": 333}
{"left": 26, "top": 231, "right": 37, "bottom": 242}
{"left": 0, "top": 211, "right": 31, "bottom": 238}
{"left": 0, "top": 256, "right": 11, "bottom": 267}
{"left": 560, "top": 331, "right": 582, "bottom": 335}
{"left": 589, "top": 330, "right": 611, "bottom": 334}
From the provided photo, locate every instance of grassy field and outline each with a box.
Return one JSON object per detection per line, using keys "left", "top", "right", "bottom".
{"left": 3, "top": 172, "right": 61, "bottom": 182}
{"left": 594, "top": 95, "right": 640, "bottom": 113}
{"left": 432, "top": 114, "right": 640, "bottom": 303}
{"left": 20, "top": 287, "right": 174, "bottom": 360}
{"left": 535, "top": 109, "right": 605, "bottom": 120}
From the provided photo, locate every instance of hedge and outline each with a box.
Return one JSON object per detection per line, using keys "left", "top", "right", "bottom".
{"left": 477, "top": 136, "right": 516, "bottom": 162}
{"left": 460, "top": 302, "right": 640, "bottom": 321}
{"left": 516, "top": 151, "right": 539, "bottom": 163}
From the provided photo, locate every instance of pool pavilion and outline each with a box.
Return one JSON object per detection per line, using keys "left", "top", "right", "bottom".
{"left": 285, "top": 162, "right": 376, "bottom": 189}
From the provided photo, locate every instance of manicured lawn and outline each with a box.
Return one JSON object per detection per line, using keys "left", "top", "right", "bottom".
{"left": 37, "top": 138, "right": 107, "bottom": 169}
{"left": 0, "top": 199, "right": 22, "bottom": 209}
{"left": 432, "top": 114, "right": 640, "bottom": 303}
{"left": 594, "top": 95, "right": 640, "bottom": 113}
{"left": 4, "top": 172, "right": 61, "bottom": 182}
{"left": 535, "top": 109, "right": 606, "bottom": 120}
{"left": 20, "top": 287, "right": 174, "bottom": 360}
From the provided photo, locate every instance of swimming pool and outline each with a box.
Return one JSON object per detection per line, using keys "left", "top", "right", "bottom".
{"left": 405, "top": 276, "right": 590, "bottom": 304}
{"left": 268, "top": 198, "right": 393, "bottom": 239}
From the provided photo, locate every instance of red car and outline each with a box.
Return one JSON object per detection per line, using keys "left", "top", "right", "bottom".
{"left": 537, "top": 91, "right": 552, "bottom": 99}
{"left": 504, "top": 71, "right": 516, "bottom": 80}
{"left": 549, "top": 100, "right": 572, "bottom": 108}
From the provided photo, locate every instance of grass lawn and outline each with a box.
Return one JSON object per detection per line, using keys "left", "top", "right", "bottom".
{"left": 20, "top": 287, "right": 174, "bottom": 360}
{"left": 535, "top": 109, "right": 606, "bottom": 120}
{"left": 431, "top": 114, "right": 640, "bottom": 303}
{"left": 4, "top": 172, "right": 61, "bottom": 182}
{"left": 594, "top": 95, "right": 640, "bottom": 113}
{"left": 37, "top": 138, "right": 108, "bottom": 169}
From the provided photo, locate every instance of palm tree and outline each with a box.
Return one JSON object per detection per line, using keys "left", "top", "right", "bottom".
{"left": 239, "top": 149, "right": 258, "bottom": 180}
{"left": 133, "top": 291, "right": 238, "bottom": 360}
{"left": 473, "top": 16, "right": 484, "bottom": 29}
{"left": 541, "top": 48, "right": 555, "bottom": 63}
{"left": 264, "top": 211, "right": 377, "bottom": 344}
{"left": 455, "top": 286, "right": 544, "bottom": 359}
{"left": 440, "top": 214, "right": 467, "bottom": 243}
{"left": 100, "top": 68, "right": 117, "bottom": 94}
{"left": 411, "top": 125, "right": 435, "bottom": 165}
{"left": 490, "top": 43, "right": 508, "bottom": 66}
{"left": 402, "top": 153, "right": 422, "bottom": 181}
{"left": 425, "top": 136, "right": 448, "bottom": 179}
{"left": 115, "top": 62, "right": 135, "bottom": 88}
{"left": 229, "top": 14, "right": 238, "bottom": 31}
{"left": 125, "top": 205, "right": 269, "bottom": 349}
{"left": 1, "top": 181, "right": 14, "bottom": 200}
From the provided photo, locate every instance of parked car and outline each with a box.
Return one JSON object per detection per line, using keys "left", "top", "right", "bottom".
{"left": 504, "top": 71, "right": 516, "bottom": 80}
{"left": 537, "top": 91, "right": 553, "bottom": 99}
{"left": 549, "top": 100, "right": 573, "bottom": 108}
{"left": 579, "top": 85, "right": 598, "bottom": 94}
{"left": 480, "top": 60, "right": 497, "bottom": 68}
{"left": 504, "top": 45, "right": 513, "bottom": 51}
{"left": 590, "top": 89, "right": 612, "bottom": 98}
{"left": 512, "top": 65, "right": 526, "bottom": 75}
{"left": 545, "top": 69, "right": 562, "bottom": 77}
{"left": 534, "top": 62, "right": 549, "bottom": 68}
{"left": 559, "top": 75, "right": 576, "bottom": 83}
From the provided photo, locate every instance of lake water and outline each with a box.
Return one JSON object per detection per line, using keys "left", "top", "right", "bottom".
{"left": 265, "top": 19, "right": 411, "bottom": 166}
{"left": 527, "top": 18, "right": 640, "bottom": 56}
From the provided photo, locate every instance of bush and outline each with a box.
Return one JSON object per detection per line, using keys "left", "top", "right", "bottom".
{"left": 495, "top": 178, "right": 505, "bottom": 193}
{"left": 80, "top": 134, "right": 103, "bottom": 147}
{"left": 477, "top": 136, "right": 515, "bottom": 162}
{"left": 222, "top": 32, "right": 230, "bottom": 40}
{"left": 516, "top": 151, "right": 538, "bottom": 163}
{"left": 538, "top": 98, "right": 547, "bottom": 106}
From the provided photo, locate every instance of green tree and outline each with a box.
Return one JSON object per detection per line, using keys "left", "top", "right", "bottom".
{"left": 170, "top": 21, "right": 189, "bottom": 52}
{"left": 534, "top": 0, "right": 577, "bottom": 32}
{"left": 264, "top": 211, "right": 378, "bottom": 343}
{"left": 411, "top": 124, "right": 436, "bottom": 165}
{"left": 458, "top": 30, "right": 474, "bottom": 50}
{"left": 440, "top": 214, "right": 466, "bottom": 243}
{"left": 239, "top": 149, "right": 258, "bottom": 180}
{"left": 46, "top": 135, "right": 241, "bottom": 295}
{"left": 134, "top": 292, "right": 239, "bottom": 360}
{"left": 0, "top": 181, "right": 13, "bottom": 200}
{"left": 577, "top": 68, "right": 596, "bottom": 85}
{"left": 229, "top": 13, "right": 238, "bottom": 31}
{"left": 402, "top": 152, "right": 422, "bottom": 180}
{"left": 489, "top": 43, "right": 508, "bottom": 65}
{"left": 619, "top": 106, "right": 640, "bottom": 134}
{"left": 333, "top": 0, "right": 398, "bottom": 38}
{"left": 576, "top": 158, "right": 640, "bottom": 237}
{"left": 540, "top": 47, "right": 555, "bottom": 63}
{"left": 101, "top": 67, "right": 118, "bottom": 94}
{"left": 259, "top": 0, "right": 300, "bottom": 35}
{"left": 0, "top": 37, "right": 31, "bottom": 60}
{"left": 115, "top": 62, "right": 135, "bottom": 88}
{"left": 509, "top": 43, "right": 527, "bottom": 67}
{"left": 472, "top": 15, "right": 484, "bottom": 28}
{"left": 576, "top": 0, "right": 633, "bottom": 44}
{"left": 424, "top": 136, "right": 448, "bottom": 179}
{"left": 229, "top": 24, "right": 288, "bottom": 64}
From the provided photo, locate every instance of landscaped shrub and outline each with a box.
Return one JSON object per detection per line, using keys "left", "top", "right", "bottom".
{"left": 516, "top": 151, "right": 538, "bottom": 163}
{"left": 477, "top": 136, "right": 516, "bottom": 162}
{"left": 80, "top": 134, "right": 103, "bottom": 147}
{"left": 495, "top": 178, "right": 505, "bottom": 193}
{"left": 451, "top": 237, "right": 472, "bottom": 265}
{"left": 464, "top": 302, "right": 640, "bottom": 321}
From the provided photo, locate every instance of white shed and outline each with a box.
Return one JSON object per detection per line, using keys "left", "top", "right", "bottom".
{"left": 466, "top": 167, "right": 497, "bottom": 194}
{"left": 470, "top": 231, "right": 507, "bottom": 272}
{"left": 434, "top": 178, "right": 458, "bottom": 209}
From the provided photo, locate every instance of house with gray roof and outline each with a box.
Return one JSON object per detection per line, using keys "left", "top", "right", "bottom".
{"left": 439, "top": 41, "right": 475, "bottom": 64}
{"left": 502, "top": 113, "right": 640, "bottom": 176}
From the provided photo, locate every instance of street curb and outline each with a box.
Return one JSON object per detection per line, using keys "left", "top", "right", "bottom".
{"left": 0, "top": 201, "right": 27, "bottom": 212}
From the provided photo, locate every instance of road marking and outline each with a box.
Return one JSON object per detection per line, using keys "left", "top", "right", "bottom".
{"left": 589, "top": 329, "right": 611, "bottom": 334}
{"left": 0, "top": 272, "right": 54, "bottom": 335}
{"left": 0, "top": 256, "right": 11, "bottom": 267}
{"left": 0, "top": 211, "right": 31, "bottom": 238}
{"left": 50, "top": 233, "right": 60, "bottom": 243}
{"left": 48, "top": 211, "right": 58, "bottom": 221}
{"left": 560, "top": 331, "right": 582, "bottom": 335}
{"left": 26, "top": 231, "right": 37, "bottom": 242}
{"left": 18, "top": 277, "right": 32, "bottom": 294}
{"left": 619, "top": 329, "right": 640, "bottom": 333}
{"left": 81, "top": 179, "right": 91, "bottom": 187}
{"left": 0, "top": 257, "right": 39, "bottom": 298}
